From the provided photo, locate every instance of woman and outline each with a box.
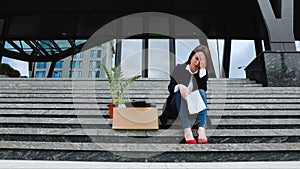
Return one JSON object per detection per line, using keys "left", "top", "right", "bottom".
{"left": 167, "top": 45, "right": 210, "bottom": 144}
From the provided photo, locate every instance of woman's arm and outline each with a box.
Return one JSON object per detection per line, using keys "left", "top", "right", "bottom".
{"left": 168, "top": 76, "right": 178, "bottom": 94}
{"left": 194, "top": 70, "right": 208, "bottom": 92}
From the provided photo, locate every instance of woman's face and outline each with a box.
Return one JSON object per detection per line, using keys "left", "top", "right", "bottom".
{"left": 190, "top": 52, "right": 206, "bottom": 71}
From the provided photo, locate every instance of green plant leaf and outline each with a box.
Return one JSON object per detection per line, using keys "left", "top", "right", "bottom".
{"left": 101, "top": 63, "right": 141, "bottom": 105}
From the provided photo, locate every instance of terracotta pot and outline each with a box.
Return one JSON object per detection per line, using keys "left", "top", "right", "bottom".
{"left": 107, "top": 103, "right": 117, "bottom": 118}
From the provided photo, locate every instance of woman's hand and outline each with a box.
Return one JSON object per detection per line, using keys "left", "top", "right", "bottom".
{"left": 199, "top": 52, "right": 207, "bottom": 69}
{"left": 178, "top": 84, "right": 189, "bottom": 99}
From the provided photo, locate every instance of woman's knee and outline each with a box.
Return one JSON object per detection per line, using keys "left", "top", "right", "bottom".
{"left": 170, "top": 92, "right": 181, "bottom": 107}
{"left": 198, "top": 89, "right": 207, "bottom": 105}
{"left": 173, "top": 91, "right": 182, "bottom": 101}
{"left": 198, "top": 89, "right": 206, "bottom": 97}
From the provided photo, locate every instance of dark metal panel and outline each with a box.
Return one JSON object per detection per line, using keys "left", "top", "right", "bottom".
{"left": 254, "top": 39, "right": 263, "bottom": 56}
{"left": 115, "top": 39, "right": 122, "bottom": 67}
{"left": 8, "top": 16, "right": 40, "bottom": 35}
{"left": 0, "top": 0, "right": 274, "bottom": 40}
{"left": 258, "top": 0, "right": 296, "bottom": 51}
{"left": 169, "top": 38, "right": 175, "bottom": 75}
{"left": 47, "top": 61, "right": 56, "bottom": 78}
{"left": 0, "top": 19, "right": 4, "bottom": 36}
{"left": 222, "top": 38, "right": 232, "bottom": 78}
{"left": 0, "top": 41, "right": 3, "bottom": 63}
{"left": 29, "top": 62, "right": 34, "bottom": 78}
{"left": 142, "top": 38, "right": 149, "bottom": 78}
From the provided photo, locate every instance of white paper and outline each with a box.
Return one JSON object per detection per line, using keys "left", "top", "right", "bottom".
{"left": 186, "top": 90, "right": 206, "bottom": 114}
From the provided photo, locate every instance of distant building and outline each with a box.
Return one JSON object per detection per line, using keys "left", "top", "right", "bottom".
{"left": 33, "top": 41, "right": 114, "bottom": 78}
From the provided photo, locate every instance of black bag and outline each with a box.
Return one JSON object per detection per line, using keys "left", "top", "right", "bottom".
{"left": 159, "top": 94, "right": 178, "bottom": 128}
{"left": 124, "top": 100, "right": 153, "bottom": 107}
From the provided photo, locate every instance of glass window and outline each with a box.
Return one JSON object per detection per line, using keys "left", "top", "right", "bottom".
{"left": 52, "top": 71, "right": 62, "bottom": 78}
{"left": 148, "top": 39, "right": 170, "bottom": 78}
{"left": 70, "top": 61, "right": 82, "bottom": 68}
{"left": 4, "top": 41, "right": 17, "bottom": 52}
{"left": 207, "top": 39, "right": 224, "bottom": 78}
{"left": 11, "top": 40, "right": 33, "bottom": 55}
{"left": 36, "top": 71, "right": 46, "bottom": 78}
{"left": 72, "top": 71, "right": 82, "bottom": 78}
{"left": 37, "top": 62, "right": 47, "bottom": 69}
{"left": 175, "top": 39, "right": 200, "bottom": 64}
{"left": 229, "top": 40, "right": 256, "bottom": 78}
{"left": 296, "top": 41, "right": 300, "bottom": 51}
{"left": 89, "top": 61, "right": 101, "bottom": 68}
{"left": 74, "top": 53, "right": 83, "bottom": 58}
{"left": 55, "top": 61, "right": 63, "bottom": 69}
{"left": 90, "top": 50, "right": 101, "bottom": 58}
{"left": 88, "top": 71, "right": 100, "bottom": 78}
{"left": 54, "top": 40, "right": 72, "bottom": 51}
{"left": 75, "top": 39, "right": 87, "bottom": 46}
{"left": 121, "top": 39, "right": 142, "bottom": 78}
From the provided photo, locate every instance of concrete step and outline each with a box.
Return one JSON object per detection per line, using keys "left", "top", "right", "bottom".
{"left": 1, "top": 160, "right": 300, "bottom": 169}
{"left": 0, "top": 109, "right": 299, "bottom": 117}
{"left": 1, "top": 103, "right": 300, "bottom": 110}
{"left": 0, "top": 128, "right": 298, "bottom": 137}
{"left": 0, "top": 98, "right": 299, "bottom": 104}
{"left": 0, "top": 88, "right": 299, "bottom": 94}
{"left": 1, "top": 94, "right": 300, "bottom": 100}
{"left": 0, "top": 78, "right": 255, "bottom": 82}
{"left": 0, "top": 86, "right": 267, "bottom": 93}
{"left": 0, "top": 147, "right": 298, "bottom": 162}
{"left": 0, "top": 117, "right": 298, "bottom": 126}
{"left": 0, "top": 141, "right": 298, "bottom": 152}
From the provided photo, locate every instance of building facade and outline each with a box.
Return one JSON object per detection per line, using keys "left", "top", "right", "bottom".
{"left": 33, "top": 41, "right": 114, "bottom": 78}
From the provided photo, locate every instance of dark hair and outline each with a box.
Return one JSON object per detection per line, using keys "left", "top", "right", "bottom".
{"left": 185, "top": 45, "right": 211, "bottom": 65}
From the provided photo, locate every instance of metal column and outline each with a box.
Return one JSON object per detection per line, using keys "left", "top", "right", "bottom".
{"left": 258, "top": 0, "right": 296, "bottom": 51}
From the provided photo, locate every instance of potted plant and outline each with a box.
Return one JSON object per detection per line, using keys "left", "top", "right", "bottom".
{"left": 102, "top": 64, "right": 141, "bottom": 118}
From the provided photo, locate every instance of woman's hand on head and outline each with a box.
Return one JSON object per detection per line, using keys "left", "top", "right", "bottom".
{"left": 199, "top": 52, "right": 207, "bottom": 69}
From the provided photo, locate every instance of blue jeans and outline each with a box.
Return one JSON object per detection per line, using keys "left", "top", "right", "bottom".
{"left": 170, "top": 89, "right": 207, "bottom": 128}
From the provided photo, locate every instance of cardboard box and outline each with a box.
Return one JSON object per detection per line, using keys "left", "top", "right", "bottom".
{"left": 112, "top": 107, "right": 159, "bottom": 129}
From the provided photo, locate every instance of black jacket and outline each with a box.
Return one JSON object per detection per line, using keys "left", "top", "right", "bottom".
{"left": 159, "top": 63, "right": 208, "bottom": 128}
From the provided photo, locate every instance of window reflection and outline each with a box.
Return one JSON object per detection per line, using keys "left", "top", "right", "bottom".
{"left": 74, "top": 53, "right": 83, "bottom": 58}
{"left": 89, "top": 61, "right": 101, "bottom": 68}
{"left": 207, "top": 39, "right": 224, "bottom": 78}
{"left": 88, "top": 71, "right": 100, "bottom": 78}
{"left": 72, "top": 71, "right": 82, "bottom": 78}
{"left": 295, "top": 41, "right": 300, "bottom": 51}
{"left": 36, "top": 71, "right": 45, "bottom": 78}
{"left": 90, "top": 50, "right": 101, "bottom": 58}
{"left": 121, "top": 39, "right": 142, "bottom": 78}
{"left": 37, "top": 62, "right": 47, "bottom": 69}
{"left": 70, "top": 61, "right": 82, "bottom": 68}
{"left": 52, "top": 71, "right": 62, "bottom": 78}
{"left": 55, "top": 61, "right": 63, "bottom": 69}
{"left": 149, "top": 39, "right": 170, "bottom": 78}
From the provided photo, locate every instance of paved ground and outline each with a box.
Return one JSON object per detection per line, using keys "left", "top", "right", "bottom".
{"left": 0, "top": 160, "right": 299, "bottom": 169}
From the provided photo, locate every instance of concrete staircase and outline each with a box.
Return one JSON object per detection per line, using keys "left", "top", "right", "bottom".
{"left": 0, "top": 78, "right": 299, "bottom": 162}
